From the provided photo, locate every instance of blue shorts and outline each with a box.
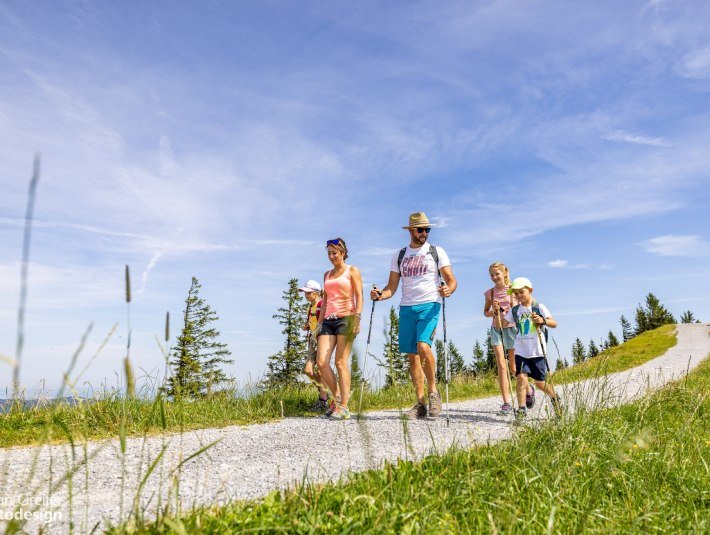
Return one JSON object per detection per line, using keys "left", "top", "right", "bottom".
{"left": 515, "top": 355, "right": 548, "bottom": 382}
{"left": 399, "top": 302, "right": 441, "bottom": 354}
{"left": 491, "top": 327, "right": 516, "bottom": 350}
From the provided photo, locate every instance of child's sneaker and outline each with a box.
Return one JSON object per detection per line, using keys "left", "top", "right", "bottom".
{"left": 500, "top": 402, "right": 513, "bottom": 415}
{"left": 515, "top": 407, "right": 527, "bottom": 422}
{"left": 526, "top": 384, "right": 536, "bottom": 409}
{"left": 309, "top": 398, "right": 328, "bottom": 412}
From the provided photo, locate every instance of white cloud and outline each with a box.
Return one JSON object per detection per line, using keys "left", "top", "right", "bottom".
{"left": 604, "top": 130, "right": 671, "bottom": 147}
{"left": 678, "top": 47, "right": 710, "bottom": 79}
{"left": 642, "top": 235, "right": 710, "bottom": 257}
{"left": 548, "top": 259, "right": 568, "bottom": 268}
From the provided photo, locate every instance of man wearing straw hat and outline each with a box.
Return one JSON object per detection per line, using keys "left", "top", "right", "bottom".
{"left": 370, "top": 212, "right": 457, "bottom": 419}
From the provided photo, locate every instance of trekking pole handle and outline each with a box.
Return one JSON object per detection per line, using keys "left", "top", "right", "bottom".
{"left": 366, "top": 284, "right": 377, "bottom": 345}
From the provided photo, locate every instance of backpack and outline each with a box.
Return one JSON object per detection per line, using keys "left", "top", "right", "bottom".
{"left": 511, "top": 300, "right": 548, "bottom": 343}
{"left": 397, "top": 244, "right": 440, "bottom": 275}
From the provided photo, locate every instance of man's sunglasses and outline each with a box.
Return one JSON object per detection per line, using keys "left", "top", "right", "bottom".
{"left": 414, "top": 227, "right": 431, "bottom": 234}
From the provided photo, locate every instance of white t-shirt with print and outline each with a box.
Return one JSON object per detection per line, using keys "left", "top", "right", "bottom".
{"left": 390, "top": 243, "right": 451, "bottom": 306}
{"left": 503, "top": 302, "right": 551, "bottom": 359}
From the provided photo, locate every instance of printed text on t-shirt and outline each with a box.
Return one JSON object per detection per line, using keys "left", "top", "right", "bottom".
{"left": 401, "top": 255, "right": 430, "bottom": 277}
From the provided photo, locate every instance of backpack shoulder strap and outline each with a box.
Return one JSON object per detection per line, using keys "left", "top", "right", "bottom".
{"left": 511, "top": 304, "right": 520, "bottom": 327}
{"left": 397, "top": 247, "right": 407, "bottom": 271}
{"left": 428, "top": 244, "right": 440, "bottom": 269}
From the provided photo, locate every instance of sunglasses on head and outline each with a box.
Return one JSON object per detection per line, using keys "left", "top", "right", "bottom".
{"left": 326, "top": 239, "right": 342, "bottom": 246}
{"left": 415, "top": 227, "right": 431, "bottom": 234}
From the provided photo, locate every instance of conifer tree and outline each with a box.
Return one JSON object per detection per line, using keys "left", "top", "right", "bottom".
{"left": 448, "top": 340, "right": 466, "bottom": 378}
{"left": 378, "top": 306, "right": 409, "bottom": 386}
{"left": 620, "top": 315, "right": 634, "bottom": 342}
{"left": 634, "top": 293, "right": 675, "bottom": 335}
{"left": 481, "top": 329, "right": 496, "bottom": 373}
{"left": 555, "top": 357, "right": 568, "bottom": 370}
{"left": 470, "top": 339, "right": 485, "bottom": 376}
{"left": 265, "top": 279, "right": 309, "bottom": 387}
{"left": 435, "top": 339, "right": 446, "bottom": 380}
{"left": 607, "top": 330, "right": 620, "bottom": 347}
{"left": 680, "top": 310, "right": 700, "bottom": 323}
{"left": 572, "top": 337, "right": 586, "bottom": 365}
{"left": 166, "top": 277, "right": 233, "bottom": 399}
{"left": 588, "top": 339, "right": 599, "bottom": 358}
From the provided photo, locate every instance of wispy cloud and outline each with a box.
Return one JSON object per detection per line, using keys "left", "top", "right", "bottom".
{"left": 604, "top": 130, "right": 671, "bottom": 147}
{"left": 642, "top": 235, "right": 710, "bottom": 257}
{"left": 678, "top": 46, "right": 710, "bottom": 79}
{"left": 548, "top": 259, "right": 568, "bottom": 268}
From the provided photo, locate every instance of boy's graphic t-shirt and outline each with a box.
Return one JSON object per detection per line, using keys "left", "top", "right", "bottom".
{"left": 390, "top": 243, "right": 451, "bottom": 306}
{"left": 503, "top": 302, "right": 551, "bottom": 359}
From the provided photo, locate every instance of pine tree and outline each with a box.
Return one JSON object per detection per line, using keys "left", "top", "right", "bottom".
{"left": 448, "top": 341, "right": 466, "bottom": 378}
{"left": 482, "top": 329, "right": 496, "bottom": 373}
{"left": 470, "top": 340, "right": 485, "bottom": 376}
{"left": 680, "top": 310, "right": 699, "bottom": 323}
{"left": 166, "top": 277, "right": 233, "bottom": 399}
{"left": 572, "top": 337, "right": 586, "bottom": 365}
{"left": 607, "top": 330, "right": 620, "bottom": 347}
{"left": 634, "top": 293, "right": 675, "bottom": 335}
{"left": 620, "top": 315, "right": 634, "bottom": 342}
{"left": 555, "top": 357, "right": 568, "bottom": 370}
{"left": 378, "top": 306, "right": 409, "bottom": 386}
{"left": 435, "top": 339, "right": 446, "bottom": 381}
{"left": 588, "top": 339, "right": 599, "bottom": 358}
{"left": 265, "top": 279, "right": 309, "bottom": 387}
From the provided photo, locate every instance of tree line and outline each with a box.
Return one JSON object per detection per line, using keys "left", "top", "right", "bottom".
{"left": 164, "top": 279, "right": 702, "bottom": 398}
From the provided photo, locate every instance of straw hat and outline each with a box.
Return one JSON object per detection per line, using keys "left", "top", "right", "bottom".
{"left": 402, "top": 212, "right": 436, "bottom": 229}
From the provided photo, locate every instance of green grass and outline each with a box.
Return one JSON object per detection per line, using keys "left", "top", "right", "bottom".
{"left": 551, "top": 324, "right": 677, "bottom": 383}
{"left": 0, "top": 325, "right": 678, "bottom": 448}
{"left": 122, "top": 353, "right": 710, "bottom": 534}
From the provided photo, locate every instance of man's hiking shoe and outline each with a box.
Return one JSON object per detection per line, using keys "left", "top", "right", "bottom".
{"left": 428, "top": 392, "right": 443, "bottom": 418}
{"left": 526, "top": 384, "right": 536, "bottom": 409}
{"left": 500, "top": 402, "right": 513, "bottom": 415}
{"left": 330, "top": 408, "right": 351, "bottom": 420}
{"left": 408, "top": 402, "right": 428, "bottom": 420}
{"left": 515, "top": 407, "right": 527, "bottom": 422}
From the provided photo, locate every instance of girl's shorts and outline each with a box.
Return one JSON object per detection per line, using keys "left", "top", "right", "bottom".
{"left": 491, "top": 326, "right": 516, "bottom": 350}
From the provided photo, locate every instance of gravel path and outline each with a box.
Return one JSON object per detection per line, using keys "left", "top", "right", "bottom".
{"left": 2, "top": 323, "right": 708, "bottom": 533}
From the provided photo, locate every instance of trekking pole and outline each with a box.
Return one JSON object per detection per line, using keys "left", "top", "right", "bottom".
{"left": 357, "top": 284, "right": 377, "bottom": 418}
{"left": 534, "top": 312, "right": 560, "bottom": 416}
{"left": 492, "top": 290, "right": 516, "bottom": 410}
{"left": 440, "top": 281, "right": 450, "bottom": 427}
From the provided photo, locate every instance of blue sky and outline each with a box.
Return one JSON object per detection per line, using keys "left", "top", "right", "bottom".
{"left": 1, "top": 1, "right": 709, "bottom": 396}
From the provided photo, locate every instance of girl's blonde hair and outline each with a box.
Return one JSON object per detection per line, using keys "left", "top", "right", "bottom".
{"left": 488, "top": 262, "right": 511, "bottom": 287}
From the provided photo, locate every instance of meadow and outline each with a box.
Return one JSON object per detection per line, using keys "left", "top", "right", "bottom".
{"left": 0, "top": 325, "right": 676, "bottom": 448}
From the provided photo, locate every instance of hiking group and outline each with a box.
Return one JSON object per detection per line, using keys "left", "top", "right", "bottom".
{"left": 298, "top": 212, "right": 562, "bottom": 422}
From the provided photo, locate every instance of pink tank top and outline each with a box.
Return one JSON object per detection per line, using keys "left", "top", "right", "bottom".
{"left": 324, "top": 265, "right": 356, "bottom": 318}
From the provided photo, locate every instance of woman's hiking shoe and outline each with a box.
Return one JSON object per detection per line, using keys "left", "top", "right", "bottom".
{"left": 515, "top": 407, "right": 527, "bottom": 422}
{"left": 428, "top": 392, "right": 443, "bottom": 418}
{"left": 330, "top": 408, "right": 351, "bottom": 420}
{"left": 325, "top": 396, "right": 340, "bottom": 418}
{"left": 408, "top": 402, "right": 428, "bottom": 419}
{"left": 500, "top": 402, "right": 513, "bottom": 415}
{"left": 526, "top": 384, "right": 536, "bottom": 409}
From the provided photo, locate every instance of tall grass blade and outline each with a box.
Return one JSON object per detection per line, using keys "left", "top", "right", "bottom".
{"left": 13, "top": 154, "right": 40, "bottom": 397}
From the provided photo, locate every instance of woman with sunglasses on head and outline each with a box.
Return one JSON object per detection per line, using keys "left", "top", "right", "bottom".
{"left": 316, "top": 237, "right": 363, "bottom": 420}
